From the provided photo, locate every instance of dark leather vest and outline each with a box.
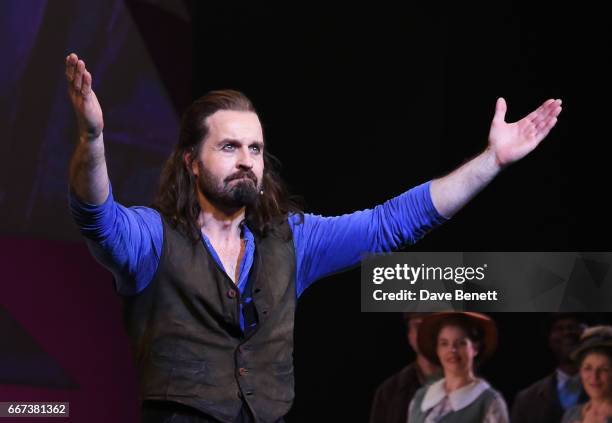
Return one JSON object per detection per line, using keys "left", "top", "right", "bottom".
{"left": 123, "top": 217, "right": 296, "bottom": 423}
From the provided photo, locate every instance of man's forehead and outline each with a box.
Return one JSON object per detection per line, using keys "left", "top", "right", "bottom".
{"left": 206, "top": 110, "right": 263, "bottom": 141}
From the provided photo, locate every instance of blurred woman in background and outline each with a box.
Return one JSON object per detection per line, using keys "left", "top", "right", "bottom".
{"left": 562, "top": 326, "right": 612, "bottom": 423}
{"left": 408, "top": 312, "right": 509, "bottom": 423}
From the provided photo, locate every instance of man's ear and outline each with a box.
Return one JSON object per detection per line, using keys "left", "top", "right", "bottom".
{"left": 184, "top": 151, "right": 198, "bottom": 176}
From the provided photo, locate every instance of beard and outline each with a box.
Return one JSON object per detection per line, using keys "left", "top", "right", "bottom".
{"left": 196, "top": 161, "right": 260, "bottom": 208}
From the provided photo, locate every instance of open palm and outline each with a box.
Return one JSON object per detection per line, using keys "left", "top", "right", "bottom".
{"left": 488, "top": 97, "right": 562, "bottom": 167}
{"left": 65, "top": 53, "right": 104, "bottom": 139}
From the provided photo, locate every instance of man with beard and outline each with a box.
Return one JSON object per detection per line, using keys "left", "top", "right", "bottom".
{"left": 369, "top": 313, "right": 442, "bottom": 423}
{"left": 511, "top": 314, "right": 589, "bottom": 423}
{"left": 65, "top": 52, "right": 562, "bottom": 423}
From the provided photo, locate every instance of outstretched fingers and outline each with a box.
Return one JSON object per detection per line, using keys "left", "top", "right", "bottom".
{"left": 535, "top": 100, "right": 561, "bottom": 129}
{"left": 73, "top": 60, "right": 85, "bottom": 91}
{"left": 65, "top": 53, "right": 93, "bottom": 97}
{"left": 535, "top": 116, "right": 558, "bottom": 139}
{"left": 531, "top": 110, "right": 561, "bottom": 145}
{"left": 81, "top": 70, "right": 92, "bottom": 96}
{"left": 65, "top": 53, "right": 78, "bottom": 82}
{"left": 527, "top": 99, "right": 561, "bottom": 126}
{"left": 524, "top": 99, "right": 552, "bottom": 124}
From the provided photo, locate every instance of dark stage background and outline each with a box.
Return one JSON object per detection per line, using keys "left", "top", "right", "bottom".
{"left": 0, "top": 1, "right": 610, "bottom": 421}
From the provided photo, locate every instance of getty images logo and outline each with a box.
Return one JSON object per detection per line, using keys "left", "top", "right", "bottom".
{"left": 372, "top": 264, "right": 488, "bottom": 285}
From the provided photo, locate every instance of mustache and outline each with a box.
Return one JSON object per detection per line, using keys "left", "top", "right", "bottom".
{"left": 225, "top": 170, "right": 257, "bottom": 184}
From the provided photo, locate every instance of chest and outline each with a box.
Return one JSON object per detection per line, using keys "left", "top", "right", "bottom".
{"left": 412, "top": 390, "right": 492, "bottom": 423}
{"left": 209, "top": 238, "right": 246, "bottom": 284}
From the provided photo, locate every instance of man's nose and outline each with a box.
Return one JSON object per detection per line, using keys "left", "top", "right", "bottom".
{"left": 237, "top": 148, "right": 254, "bottom": 168}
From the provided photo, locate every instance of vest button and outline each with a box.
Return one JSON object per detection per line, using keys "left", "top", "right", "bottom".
{"left": 238, "top": 367, "right": 248, "bottom": 376}
{"left": 227, "top": 289, "right": 237, "bottom": 299}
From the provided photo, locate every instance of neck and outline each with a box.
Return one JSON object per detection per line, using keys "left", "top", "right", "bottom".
{"left": 197, "top": 192, "right": 246, "bottom": 240}
{"left": 444, "top": 371, "right": 476, "bottom": 392}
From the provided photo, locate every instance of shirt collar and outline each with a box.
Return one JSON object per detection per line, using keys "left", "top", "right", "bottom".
{"left": 556, "top": 368, "right": 581, "bottom": 389}
{"left": 421, "top": 378, "right": 490, "bottom": 412}
{"left": 556, "top": 368, "right": 581, "bottom": 394}
{"left": 242, "top": 222, "right": 255, "bottom": 244}
{"left": 556, "top": 368, "right": 570, "bottom": 389}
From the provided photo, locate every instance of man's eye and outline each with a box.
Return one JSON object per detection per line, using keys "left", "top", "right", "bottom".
{"left": 222, "top": 144, "right": 235, "bottom": 151}
{"left": 250, "top": 145, "right": 261, "bottom": 153}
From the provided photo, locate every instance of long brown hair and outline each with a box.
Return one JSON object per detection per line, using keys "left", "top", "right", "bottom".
{"left": 152, "top": 90, "right": 303, "bottom": 243}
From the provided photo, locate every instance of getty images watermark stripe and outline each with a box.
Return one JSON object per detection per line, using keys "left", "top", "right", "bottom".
{"left": 360, "top": 252, "right": 612, "bottom": 312}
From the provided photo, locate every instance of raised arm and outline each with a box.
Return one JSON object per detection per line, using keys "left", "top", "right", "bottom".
{"left": 65, "top": 53, "right": 162, "bottom": 295}
{"left": 292, "top": 98, "right": 562, "bottom": 296}
{"left": 66, "top": 53, "right": 109, "bottom": 204}
{"left": 431, "top": 97, "right": 562, "bottom": 218}
{"left": 291, "top": 181, "right": 446, "bottom": 296}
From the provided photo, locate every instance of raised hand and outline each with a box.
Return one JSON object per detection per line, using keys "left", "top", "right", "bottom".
{"left": 430, "top": 97, "right": 563, "bottom": 218}
{"left": 65, "top": 53, "right": 104, "bottom": 141}
{"left": 488, "top": 97, "right": 562, "bottom": 168}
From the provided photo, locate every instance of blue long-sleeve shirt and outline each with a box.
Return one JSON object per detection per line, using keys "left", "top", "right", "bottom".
{"left": 69, "top": 181, "right": 446, "bottom": 328}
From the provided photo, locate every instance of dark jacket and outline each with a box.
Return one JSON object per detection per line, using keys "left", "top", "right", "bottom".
{"left": 369, "top": 362, "right": 425, "bottom": 423}
{"left": 511, "top": 372, "right": 584, "bottom": 423}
